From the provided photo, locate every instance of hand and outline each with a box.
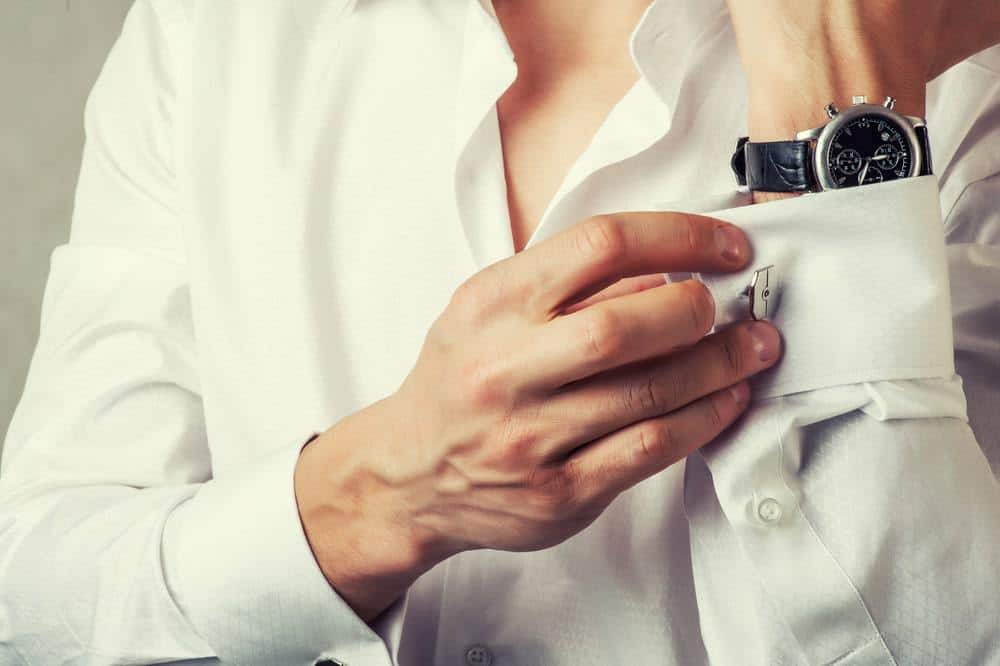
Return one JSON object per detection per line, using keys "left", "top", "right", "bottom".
{"left": 858, "top": 158, "right": 871, "bottom": 186}
{"left": 724, "top": 0, "right": 1000, "bottom": 140}
{"left": 294, "top": 213, "right": 783, "bottom": 621}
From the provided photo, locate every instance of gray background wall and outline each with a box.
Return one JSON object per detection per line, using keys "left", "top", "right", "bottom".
{"left": 1, "top": 1, "right": 134, "bottom": 457}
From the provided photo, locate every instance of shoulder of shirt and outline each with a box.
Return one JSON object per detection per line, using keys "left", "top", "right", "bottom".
{"left": 140, "top": 1, "right": 361, "bottom": 53}
{"left": 141, "top": 0, "right": 194, "bottom": 31}
{"left": 967, "top": 44, "right": 1000, "bottom": 76}
{"left": 929, "top": 45, "right": 1000, "bottom": 221}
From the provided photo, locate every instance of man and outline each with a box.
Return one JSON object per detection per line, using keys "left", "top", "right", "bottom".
{"left": 1, "top": 0, "right": 999, "bottom": 664}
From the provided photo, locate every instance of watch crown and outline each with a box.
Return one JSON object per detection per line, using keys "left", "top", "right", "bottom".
{"left": 883, "top": 96, "right": 896, "bottom": 110}
{"left": 824, "top": 103, "right": 839, "bottom": 118}
{"left": 852, "top": 95, "right": 868, "bottom": 105}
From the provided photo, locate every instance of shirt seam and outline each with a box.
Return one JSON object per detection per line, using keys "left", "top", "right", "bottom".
{"left": 942, "top": 170, "right": 1000, "bottom": 232}
{"left": 827, "top": 633, "right": 897, "bottom": 665}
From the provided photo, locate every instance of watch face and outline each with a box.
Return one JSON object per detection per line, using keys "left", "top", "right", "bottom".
{"left": 825, "top": 113, "right": 913, "bottom": 188}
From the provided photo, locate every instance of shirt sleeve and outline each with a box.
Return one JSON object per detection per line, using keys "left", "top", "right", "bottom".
{"left": 678, "top": 74, "right": 1000, "bottom": 663}
{"left": 944, "top": 172, "right": 1000, "bottom": 475}
{"left": 0, "top": 2, "right": 394, "bottom": 664}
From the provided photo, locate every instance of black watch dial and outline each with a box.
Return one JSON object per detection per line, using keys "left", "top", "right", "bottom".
{"left": 826, "top": 114, "right": 913, "bottom": 188}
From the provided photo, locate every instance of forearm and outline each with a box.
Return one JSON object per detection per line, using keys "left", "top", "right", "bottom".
{"left": 729, "top": 2, "right": 928, "bottom": 144}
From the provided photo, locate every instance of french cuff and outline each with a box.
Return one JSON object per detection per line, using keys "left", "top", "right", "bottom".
{"left": 680, "top": 176, "right": 952, "bottom": 665}
{"left": 161, "top": 434, "right": 395, "bottom": 666}
{"left": 693, "top": 175, "right": 955, "bottom": 399}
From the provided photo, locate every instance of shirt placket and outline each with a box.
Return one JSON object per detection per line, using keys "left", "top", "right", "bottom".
{"left": 449, "top": 0, "right": 518, "bottom": 269}
{"left": 437, "top": 2, "right": 733, "bottom": 664}
{"left": 684, "top": 391, "right": 898, "bottom": 665}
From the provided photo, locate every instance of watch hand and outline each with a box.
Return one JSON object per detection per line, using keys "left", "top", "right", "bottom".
{"left": 871, "top": 154, "right": 890, "bottom": 161}
{"left": 858, "top": 158, "right": 871, "bottom": 184}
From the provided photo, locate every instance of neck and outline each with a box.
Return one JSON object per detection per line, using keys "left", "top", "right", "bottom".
{"left": 492, "top": 0, "right": 652, "bottom": 77}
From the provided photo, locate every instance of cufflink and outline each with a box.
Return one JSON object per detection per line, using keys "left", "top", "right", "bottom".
{"left": 739, "top": 265, "right": 779, "bottom": 320}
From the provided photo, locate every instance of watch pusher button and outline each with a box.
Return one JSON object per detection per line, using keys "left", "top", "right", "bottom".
{"left": 824, "top": 103, "right": 839, "bottom": 118}
{"left": 883, "top": 95, "right": 896, "bottom": 110}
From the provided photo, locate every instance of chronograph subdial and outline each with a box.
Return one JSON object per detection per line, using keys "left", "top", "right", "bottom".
{"left": 874, "top": 143, "right": 901, "bottom": 170}
{"left": 834, "top": 149, "right": 862, "bottom": 175}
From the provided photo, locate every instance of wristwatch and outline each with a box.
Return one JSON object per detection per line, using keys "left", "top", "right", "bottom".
{"left": 730, "top": 95, "right": 932, "bottom": 193}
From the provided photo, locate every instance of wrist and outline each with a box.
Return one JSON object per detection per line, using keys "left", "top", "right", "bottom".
{"left": 743, "top": 76, "right": 925, "bottom": 203}
{"left": 294, "top": 398, "right": 453, "bottom": 621}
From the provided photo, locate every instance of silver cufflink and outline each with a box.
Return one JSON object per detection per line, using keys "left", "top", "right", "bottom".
{"left": 739, "top": 264, "right": 779, "bottom": 320}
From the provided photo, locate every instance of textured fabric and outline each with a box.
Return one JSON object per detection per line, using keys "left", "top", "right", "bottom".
{"left": 1, "top": 1, "right": 999, "bottom": 665}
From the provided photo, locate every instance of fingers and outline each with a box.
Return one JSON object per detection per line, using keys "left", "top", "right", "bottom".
{"left": 565, "top": 380, "right": 751, "bottom": 505}
{"left": 535, "top": 319, "right": 782, "bottom": 458}
{"left": 520, "top": 278, "right": 717, "bottom": 389}
{"left": 505, "top": 211, "right": 750, "bottom": 319}
{"left": 562, "top": 273, "right": 668, "bottom": 314}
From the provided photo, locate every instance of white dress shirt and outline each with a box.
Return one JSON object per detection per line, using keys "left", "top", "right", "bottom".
{"left": 2, "top": 1, "right": 999, "bottom": 664}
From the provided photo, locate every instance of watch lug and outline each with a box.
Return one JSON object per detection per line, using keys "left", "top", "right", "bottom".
{"left": 904, "top": 114, "right": 927, "bottom": 127}
{"left": 795, "top": 126, "right": 823, "bottom": 141}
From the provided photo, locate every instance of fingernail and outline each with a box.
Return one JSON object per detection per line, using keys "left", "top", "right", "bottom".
{"left": 729, "top": 381, "right": 750, "bottom": 406}
{"left": 714, "top": 225, "right": 746, "bottom": 263}
{"left": 749, "top": 321, "right": 781, "bottom": 363}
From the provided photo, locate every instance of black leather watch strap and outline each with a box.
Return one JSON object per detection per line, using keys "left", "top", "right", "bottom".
{"left": 730, "top": 137, "right": 814, "bottom": 192}
{"left": 916, "top": 125, "right": 933, "bottom": 176}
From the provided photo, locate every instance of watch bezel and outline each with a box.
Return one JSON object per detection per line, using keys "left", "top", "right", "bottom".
{"left": 798, "top": 103, "right": 923, "bottom": 191}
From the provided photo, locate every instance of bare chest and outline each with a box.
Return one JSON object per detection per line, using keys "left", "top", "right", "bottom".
{"left": 497, "top": 69, "right": 639, "bottom": 252}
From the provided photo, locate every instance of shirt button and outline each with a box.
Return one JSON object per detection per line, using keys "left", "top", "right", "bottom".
{"left": 757, "top": 497, "right": 784, "bottom": 524}
{"left": 465, "top": 644, "right": 494, "bottom": 666}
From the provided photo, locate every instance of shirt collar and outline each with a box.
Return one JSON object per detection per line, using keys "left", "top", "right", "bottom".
{"left": 628, "top": 0, "right": 728, "bottom": 113}
{"left": 345, "top": 0, "right": 728, "bottom": 115}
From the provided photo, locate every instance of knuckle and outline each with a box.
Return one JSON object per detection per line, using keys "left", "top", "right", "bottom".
{"left": 578, "top": 215, "right": 627, "bottom": 265}
{"left": 461, "top": 355, "right": 511, "bottom": 409}
{"left": 719, "top": 335, "right": 745, "bottom": 377}
{"left": 705, "top": 392, "right": 730, "bottom": 431}
{"left": 450, "top": 276, "right": 488, "bottom": 322}
{"left": 661, "top": 371, "right": 690, "bottom": 412}
{"left": 623, "top": 375, "right": 661, "bottom": 415}
{"left": 451, "top": 266, "right": 508, "bottom": 324}
{"left": 527, "top": 467, "right": 579, "bottom": 518}
{"left": 679, "top": 213, "right": 713, "bottom": 255}
{"left": 636, "top": 420, "right": 677, "bottom": 461}
{"left": 581, "top": 308, "right": 624, "bottom": 362}
{"left": 424, "top": 311, "right": 453, "bottom": 350}
{"left": 493, "top": 415, "right": 540, "bottom": 469}
{"left": 682, "top": 280, "right": 715, "bottom": 336}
